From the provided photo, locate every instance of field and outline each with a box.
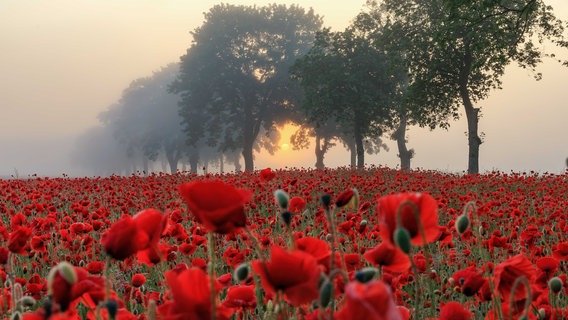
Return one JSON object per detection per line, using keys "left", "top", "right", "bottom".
{"left": 0, "top": 166, "right": 567, "bottom": 319}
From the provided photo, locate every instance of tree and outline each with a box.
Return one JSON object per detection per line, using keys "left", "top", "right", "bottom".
{"left": 374, "top": 0, "right": 568, "bottom": 174}
{"left": 171, "top": 4, "right": 323, "bottom": 172}
{"left": 291, "top": 27, "right": 398, "bottom": 169}
{"left": 99, "top": 64, "right": 188, "bottom": 174}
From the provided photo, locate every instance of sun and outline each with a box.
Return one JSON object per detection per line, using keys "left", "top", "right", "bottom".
{"left": 280, "top": 143, "right": 290, "bottom": 151}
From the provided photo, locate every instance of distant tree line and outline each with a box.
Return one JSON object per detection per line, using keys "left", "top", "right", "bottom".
{"left": 73, "top": 1, "right": 567, "bottom": 175}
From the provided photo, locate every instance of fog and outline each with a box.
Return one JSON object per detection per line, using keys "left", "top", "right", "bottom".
{"left": 1, "top": 0, "right": 568, "bottom": 178}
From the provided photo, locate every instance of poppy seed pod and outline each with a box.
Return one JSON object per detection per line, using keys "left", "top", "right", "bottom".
{"left": 104, "top": 300, "right": 118, "bottom": 320}
{"left": 355, "top": 267, "right": 378, "bottom": 283}
{"left": 394, "top": 227, "right": 412, "bottom": 254}
{"left": 320, "top": 194, "right": 332, "bottom": 209}
{"left": 456, "top": 214, "right": 470, "bottom": 234}
{"left": 274, "top": 189, "right": 289, "bottom": 210}
{"left": 549, "top": 276, "right": 563, "bottom": 294}
{"left": 234, "top": 263, "right": 250, "bottom": 282}
{"left": 319, "top": 279, "right": 332, "bottom": 308}
{"left": 280, "top": 211, "right": 292, "bottom": 226}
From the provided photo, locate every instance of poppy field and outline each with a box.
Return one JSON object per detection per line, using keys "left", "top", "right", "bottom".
{"left": 0, "top": 166, "right": 567, "bottom": 319}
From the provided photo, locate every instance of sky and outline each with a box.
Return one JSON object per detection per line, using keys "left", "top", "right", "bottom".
{"left": 1, "top": 0, "right": 567, "bottom": 177}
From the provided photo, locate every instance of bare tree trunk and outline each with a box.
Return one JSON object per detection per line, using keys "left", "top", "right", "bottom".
{"left": 354, "top": 127, "right": 364, "bottom": 169}
{"left": 460, "top": 39, "right": 481, "bottom": 175}
{"left": 392, "top": 112, "right": 412, "bottom": 171}
{"left": 315, "top": 135, "right": 325, "bottom": 169}
{"left": 242, "top": 143, "right": 254, "bottom": 172}
{"left": 189, "top": 153, "right": 199, "bottom": 174}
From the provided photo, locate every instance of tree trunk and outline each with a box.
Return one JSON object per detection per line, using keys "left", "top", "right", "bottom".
{"left": 315, "top": 135, "right": 325, "bottom": 169}
{"left": 165, "top": 146, "right": 179, "bottom": 175}
{"left": 354, "top": 127, "right": 364, "bottom": 169}
{"left": 464, "top": 101, "right": 481, "bottom": 174}
{"left": 460, "top": 39, "right": 481, "bottom": 174}
{"left": 344, "top": 139, "right": 356, "bottom": 167}
{"left": 189, "top": 153, "right": 199, "bottom": 174}
{"left": 242, "top": 143, "right": 254, "bottom": 172}
{"left": 393, "top": 112, "right": 412, "bottom": 171}
{"left": 219, "top": 154, "right": 224, "bottom": 173}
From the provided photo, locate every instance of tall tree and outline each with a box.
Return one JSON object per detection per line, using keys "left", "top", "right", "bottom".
{"left": 373, "top": 0, "right": 568, "bottom": 174}
{"left": 291, "top": 27, "right": 398, "bottom": 168}
{"left": 171, "top": 4, "right": 323, "bottom": 171}
{"left": 99, "top": 64, "right": 188, "bottom": 174}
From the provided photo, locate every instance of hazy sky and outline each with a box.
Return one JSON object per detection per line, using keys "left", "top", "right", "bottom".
{"left": 1, "top": 0, "right": 568, "bottom": 177}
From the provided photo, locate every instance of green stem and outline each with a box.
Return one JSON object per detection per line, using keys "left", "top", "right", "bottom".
{"left": 508, "top": 276, "right": 532, "bottom": 320}
{"left": 208, "top": 232, "right": 217, "bottom": 320}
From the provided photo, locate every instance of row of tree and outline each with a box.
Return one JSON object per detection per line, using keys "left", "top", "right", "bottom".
{"left": 77, "top": 1, "right": 567, "bottom": 175}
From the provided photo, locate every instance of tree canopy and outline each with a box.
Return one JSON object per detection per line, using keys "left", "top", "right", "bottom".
{"left": 291, "top": 27, "right": 398, "bottom": 168}
{"left": 171, "top": 4, "right": 323, "bottom": 172}
{"left": 368, "top": 0, "right": 568, "bottom": 173}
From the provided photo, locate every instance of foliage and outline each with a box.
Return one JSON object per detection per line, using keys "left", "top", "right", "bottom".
{"left": 366, "top": 0, "right": 568, "bottom": 173}
{"left": 171, "top": 4, "right": 323, "bottom": 171}
{"left": 291, "top": 26, "right": 400, "bottom": 168}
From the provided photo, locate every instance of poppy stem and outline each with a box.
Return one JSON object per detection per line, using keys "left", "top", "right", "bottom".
{"left": 208, "top": 232, "right": 217, "bottom": 320}
{"left": 104, "top": 255, "right": 111, "bottom": 303}
{"left": 324, "top": 205, "right": 339, "bottom": 320}
{"left": 508, "top": 276, "right": 532, "bottom": 320}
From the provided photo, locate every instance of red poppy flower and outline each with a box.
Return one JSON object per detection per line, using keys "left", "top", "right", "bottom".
{"left": 288, "top": 196, "right": 307, "bottom": 213}
{"left": 85, "top": 261, "right": 105, "bottom": 275}
{"left": 376, "top": 193, "right": 439, "bottom": 246}
{"left": 251, "top": 245, "right": 320, "bottom": 306}
{"left": 178, "top": 180, "right": 252, "bottom": 234}
{"left": 101, "top": 215, "right": 149, "bottom": 260}
{"left": 259, "top": 168, "right": 276, "bottom": 182}
{"left": 451, "top": 266, "right": 486, "bottom": 297}
{"left": 336, "top": 189, "right": 355, "bottom": 208}
{"left": 552, "top": 242, "right": 568, "bottom": 261}
{"left": 439, "top": 302, "right": 472, "bottom": 320}
{"left": 133, "top": 209, "right": 169, "bottom": 263}
{"left": 8, "top": 226, "right": 32, "bottom": 255}
{"left": 221, "top": 285, "right": 256, "bottom": 309}
{"left": 335, "top": 280, "right": 401, "bottom": 320}
{"left": 363, "top": 242, "right": 410, "bottom": 273}
{"left": 536, "top": 256, "right": 559, "bottom": 275}
{"left": 0, "top": 247, "right": 9, "bottom": 265}
{"left": 295, "top": 237, "right": 331, "bottom": 271}
{"left": 158, "top": 267, "right": 230, "bottom": 320}
{"left": 132, "top": 274, "right": 146, "bottom": 288}
{"left": 494, "top": 254, "right": 536, "bottom": 302}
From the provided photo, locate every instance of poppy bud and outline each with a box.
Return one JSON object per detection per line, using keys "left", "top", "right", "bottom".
{"left": 355, "top": 267, "right": 377, "bottom": 283}
{"left": 57, "top": 262, "right": 77, "bottom": 285}
{"left": 360, "top": 220, "right": 368, "bottom": 227}
{"left": 394, "top": 227, "right": 412, "bottom": 254}
{"left": 549, "top": 277, "right": 563, "bottom": 294}
{"left": 19, "top": 296, "right": 36, "bottom": 308}
{"left": 280, "top": 211, "right": 292, "bottom": 226}
{"left": 274, "top": 190, "right": 289, "bottom": 210}
{"left": 234, "top": 263, "right": 249, "bottom": 282}
{"left": 47, "top": 261, "right": 77, "bottom": 295}
{"left": 320, "top": 194, "right": 332, "bottom": 209}
{"left": 105, "top": 300, "right": 118, "bottom": 320}
{"left": 319, "top": 279, "right": 333, "bottom": 307}
{"left": 456, "top": 214, "right": 470, "bottom": 234}
{"left": 10, "top": 311, "right": 21, "bottom": 320}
